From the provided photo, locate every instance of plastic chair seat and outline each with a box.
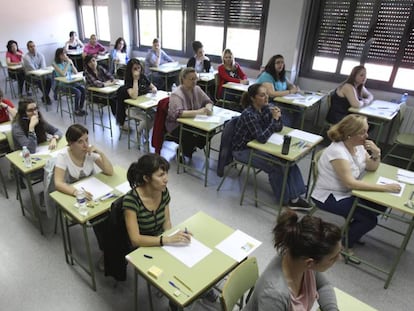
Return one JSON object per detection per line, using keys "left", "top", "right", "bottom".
{"left": 395, "top": 133, "right": 414, "bottom": 146}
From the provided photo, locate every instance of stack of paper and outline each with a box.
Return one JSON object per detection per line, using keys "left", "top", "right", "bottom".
{"left": 397, "top": 169, "right": 414, "bottom": 184}
{"left": 73, "top": 177, "right": 114, "bottom": 200}
{"left": 215, "top": 230, "right": 262, "bottom": 262}
{"left": 376, "top": 176, "right": 405, "bottom": 197}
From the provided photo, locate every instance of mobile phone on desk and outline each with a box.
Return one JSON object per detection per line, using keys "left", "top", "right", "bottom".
{"left": 282, "top": 135, "right": 291, "bottom": 155}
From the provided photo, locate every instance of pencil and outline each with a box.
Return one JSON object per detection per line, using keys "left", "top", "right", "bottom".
{"left": 173, "top": 275, "right": 193, "bottom": 292}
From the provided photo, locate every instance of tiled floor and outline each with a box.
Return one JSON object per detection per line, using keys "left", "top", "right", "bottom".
{"left": 0, "top": 83, "right": 413, "bottom": 311}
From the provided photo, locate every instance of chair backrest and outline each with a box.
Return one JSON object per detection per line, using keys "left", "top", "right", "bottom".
{"left": 43, "top": 157, "right": 57, "bottom": 218}
{"left": 309, "top": 148, "right": 325, "bottom": 198}
{"left": 214, "top": 73, "right": 221, "bottom": 102}
{"left": 324, "top": 89, "right": 335, "bottom": 124}
{"left": 220, "top": 257, "right": 259, "bottom": 311}
{"left": 217, "top": 116, "right": 239, "bottom": 177}
{"left": 151, "top": 96, "right": 170, "bottom": 154}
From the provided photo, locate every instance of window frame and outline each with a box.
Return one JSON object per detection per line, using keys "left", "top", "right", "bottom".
{"left": 300, "top": 0, "right": 414, "bottom": 94}
{"left": 77, "top": 0, "right": 111, "bottom": 45}
{"left": 132, "top": 0, "right": 269, "bottom": 69}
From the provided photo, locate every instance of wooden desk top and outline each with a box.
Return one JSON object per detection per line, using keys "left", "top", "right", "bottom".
{"left": 87, "top": 80, "right": 124, "bottom": 94}
{"left": 352, "top": 163, "right": 414, "bottom": 216}
{"left": 126, "top": 211, "right": 238, "bottom": 307}
{"left": 55, "top": 72, "right": 84, "bottom": 84}
{"left": 222, "top": 82, "right": 250, "bottom": 92}
{"left": 150, "top": 62, "right": 184, "bottom": 74}
{"left": 333, "top": 288, "right": 378, "bottom": 311}
{"left": 8, "top": 64, "right": 23, "bottom": 70}
{"left": 177, "top": 106, "right": 240, "bottom": 132}
{"left": 50, "top": 166, "right": 127, "bottom": 223}
{"left": 124, "top": 91, "right": 169, "bottom": 110}
{"left": 28, "top": 66, "right": 54, "bottom": 76}
{"left": 247, "top": 127, "right": 323, "bottom": 162}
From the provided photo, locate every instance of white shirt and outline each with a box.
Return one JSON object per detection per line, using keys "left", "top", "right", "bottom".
{"left": 312, "top": 141, "right": 367, "bottom": 202}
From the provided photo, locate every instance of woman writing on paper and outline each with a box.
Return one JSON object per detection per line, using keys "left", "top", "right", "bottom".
{"left": 311, "top": 114, "right": 400, "bottom": 261}
{"left": 243, "top": 209, "right": 342, "bottom": 311}
{"left": 326, "top": 65, "right": 373, "bottom": 124}
{"left": 12, "top": 98, "right": 62, "bottom": 153}
{"left": 54, "top": 124, "right": 113, "bottom": 271}
{"left": 166, "top": 67, "right": 214, "bottom": 158}
{"left": 232, "top": 83, "right": 310, "bottom": 210}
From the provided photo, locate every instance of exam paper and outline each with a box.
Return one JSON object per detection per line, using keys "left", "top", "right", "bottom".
{"left": 376, "top": 176, "right": 405, "bottom": 197}
{"left": 215, "top": 230, "right": 262, "bottom": 262}
{"left": 0, "top": 123, "right": 11, "bottom": 132}
{"left": 267, "top": 133, "right": 284, "bottom": 145}
{"left": 139, "top": 100, "right": 157, "bottom": 108}
{"left": 73, "top": 177, "right": 114, "bottom": 200}
{"left": 194, "top": 115, "right": 221, "bottom": 123}
{"left": 163, "top": 234, "right": 212, "bottom": 268}
{"left": 115, "top": 181, "right": 131, "bottom": 194}
{"left": 397, "top": 169, "right": 414, "bottom": 184}
{"left": 288, "top": 129, "right": 322, "bottom": 143}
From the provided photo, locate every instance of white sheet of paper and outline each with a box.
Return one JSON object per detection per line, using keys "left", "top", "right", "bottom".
{"left": 215, "top": 229, "right": 262, "bottom": 262}
{"left": 194, "top": 115, "right": 221, "bottom": 123}
{"left": 288, "top": 129, "right": 321, "bottom": 143}
{"left": 33, "top": 145, "right": 53, "bottom": 155}
{"left": 139, "top": 100, "right": 157, "bottom": 108}
{"left": 214, "top": 108, "right": 240, "bottom": 121}
{"left": 0, "top": 123, "right": 12, "bottom": 132}
{"left": 267, "top": 133, "right": 284, "bottom": 145}
{"left": 115, "top": 181, "right": 130, "bottom": 194}
{"left": 73, "top": 177, "right": 114, "bottom": 200}
{"left": 292, "top": 95, "right": 322, "bottom": 107}
{"left": 163, "top": 234, "right": 212, "bottom": 268}
{"left": 376, "top": 176, "right": 405, "bottom": 197}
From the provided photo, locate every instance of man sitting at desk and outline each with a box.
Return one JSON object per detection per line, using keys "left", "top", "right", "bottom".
{"left": 232, "top": 83, "right": 310, "bottom": 210}
{"left": 23, "top": 41, "right": 53, "bottom": 105}
{"left": 83, "top": 34, "right": 107, "bottom": 57}
{"left": 144, "top": 38, "right": 174, "bottom": 90}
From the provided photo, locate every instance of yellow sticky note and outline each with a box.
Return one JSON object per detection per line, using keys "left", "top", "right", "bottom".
{"left": 147, "top": 265, "right": 163, "bottom": 279}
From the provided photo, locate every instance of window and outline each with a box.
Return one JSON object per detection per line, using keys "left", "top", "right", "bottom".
{"left": 79, "top": 0, "right": 110, "bottom": 42}
{"left": 133, "top": 0, "right": 269, "bottom": 67}
{"left": 301, "top": 0, "right": 414, "bottom": 92}
{"left": 135, "top": 0, "right": 184, "bottom": 51}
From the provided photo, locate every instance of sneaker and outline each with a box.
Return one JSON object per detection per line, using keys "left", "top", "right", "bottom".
{"left": 288, "top": 198, "right": 312, "bottom": 211}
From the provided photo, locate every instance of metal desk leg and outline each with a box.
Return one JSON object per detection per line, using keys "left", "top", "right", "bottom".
{"left": 145, "top": 109, "right": 151, "bottom": 152}
{"left": 203, "top": 133, "right": 211, "bottom": 187}
{"left": 277, "top": 163, "right": 290, "bottom": 218}
{"left": 375, "top": 122, "right": 384, "bottom": 144}
{"left": 91, "top": 93, "right": 96, "bottom": 132}
{"left": 26, "top": 173, "right": 44, "bottom": 235}
{"left": 82, "top": 223, "right": 97, "bottom": 291}
{"left": 127, "top": 106, "right": 131, "bottom": 149}
{"left": 13, "top": 166, "right": 25, "bottom": 216}
{"left": 299, "top": 110, "right": 306, "bottom": 130}
{"left": 240, "top": 149, "right": 254, "bottom": 205}
{"left": 58, "top": 209, "right": 70, "bottom": 264}
{"left": 177, "top": 124, "right": 184, "bottom": 174}
{"left": 106, "top": 97, "right": 113, "bottom": 138}
{"left": 165, "top": 74, "right": 168, "bottom": 92}
{"left": 134, "top": 270, "right": 138, "bottom": 311}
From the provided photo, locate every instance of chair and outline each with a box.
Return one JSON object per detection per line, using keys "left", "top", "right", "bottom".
{"left": 0, "top": 59, "right": 18, "bottom": 98}
{"left": 383, "top": 103, "right": 414, "bottom": 169}
{"left": 214, "top": 73, "right": 241, "bottom": 111}
{"left": 56, "top": 84, "right": 77, "bottom": 123}
{"left": 219, "top": 257, "right": 259, "bottom": 311}
{"left": 319, "top": 89, "right": 335, "bottom": 135}
{"left": 307, "top": 148, "right": 325, "bottom": 215}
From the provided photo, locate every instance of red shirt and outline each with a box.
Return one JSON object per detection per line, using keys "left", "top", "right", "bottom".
{"left": 0, "top": 98, "right": 15, "bottom": 123}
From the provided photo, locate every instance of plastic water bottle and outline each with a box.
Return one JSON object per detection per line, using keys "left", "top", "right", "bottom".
{"left": 171, "top": 83, "right": 177, "bottom": 93}
{"left": 399, "top": 92, "right": 408, "bottom": 104}
{"left": 75, "top": 189, "right": 88, "bottom": 216}
{"left": 66, "top": 67, "right": 72, "bottom": 81}
{"left": 22, "top": 146, "right": 32, "bottom": 168}
{"left": 209, "top": 66, "right": 214, "bottom": 74}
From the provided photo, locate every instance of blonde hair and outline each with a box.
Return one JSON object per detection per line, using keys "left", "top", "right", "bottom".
{"left": 222, "top": 48, "right": 235, "bottom": 68}
{"left": 179, "top": 67, "right": 196, "bottom": 84}
{"left": 328, "top": 114, "right": 367, "bottom": 142}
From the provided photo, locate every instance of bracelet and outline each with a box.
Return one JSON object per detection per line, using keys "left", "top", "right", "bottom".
{"left": 160, "top": 235, "right": 164, "bottom": 246}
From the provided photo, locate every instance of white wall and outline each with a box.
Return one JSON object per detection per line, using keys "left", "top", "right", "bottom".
{"left": 0, "top": 0, "right": 78, "bottom": 64}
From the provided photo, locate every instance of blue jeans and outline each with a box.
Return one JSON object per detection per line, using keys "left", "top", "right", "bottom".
{"left": 312, "top": 194, "right": 387, "bottom": 248}
{"left": 233, "top": 149, "right": 306, "bottom": 204}
{"left": 69, "top": 84, "right": 86, "bottom": 111}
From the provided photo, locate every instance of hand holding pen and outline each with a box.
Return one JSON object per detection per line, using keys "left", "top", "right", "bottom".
{"left": 166, "top": 228, "right": 192, "bottom": 245}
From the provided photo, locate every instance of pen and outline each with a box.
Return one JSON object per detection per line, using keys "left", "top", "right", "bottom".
{"left": 143, "top": 254, "right": 153, "bottom": 259}
{"left": 169, "top": 281, "right": 190, "bottom": 297}
{"left": 184, "top": 227, "right": 188, "bottom": 234}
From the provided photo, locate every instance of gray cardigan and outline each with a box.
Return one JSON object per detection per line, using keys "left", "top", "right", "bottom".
{"left": 243, "top": 256, "right": 338, "bottom": 311}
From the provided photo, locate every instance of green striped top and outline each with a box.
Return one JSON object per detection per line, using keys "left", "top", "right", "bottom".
{"left": 122, "top": 188, "right": 170, "bottom": 236}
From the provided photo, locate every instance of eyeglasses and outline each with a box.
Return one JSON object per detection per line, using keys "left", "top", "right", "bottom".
{"left": 26, "top": 107, "right": 38, "bottom": 113}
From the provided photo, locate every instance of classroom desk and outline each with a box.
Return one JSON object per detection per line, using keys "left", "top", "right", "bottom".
{"left": 7, "top": 64, "right": 23, "bottom": 98}
{"left": 0, "top": 122, "right": 12, "bottom": 198}
{"left": 5, "top": 138, "right": 67, "bottom": 235}
{"left": 27, "top": 66, "right": 54, "bottom": 111}
{"left": 273, "top": 92, "right": 325, "bottom": 130}
{"left": 87, "top": 81, "right": 124, "bottom": 138}
{"left": 222, "top": 81, "right": 250, "bottom": 104}
{"left": 149, "top": 62, "right": 184, "bottom": 91}
{"left": 316, "top": 288, "right": 377, "bottom": 311}
{"left": 50, "top": 165, "right": 127, "bottom": 291}
{"left": 124, "top": 90, "right": 169, "bottom": 151}
{"left": 241, "top": 128, "right": 322, "bottom": 215}
{"left": 55, "top": 72, "right": 85, "bottom": 122}
{"left": 126, "top": 211, "right": 239, "bottom": 311}
{"left": 196, "top": 72, "right": 216, "bottom": 99}
{"left": 66, "top": 49, "right": 83, "bottom": 71}
{"left": 349, "top": 100, "right": 400, "bottom": 143}
{"left": 342, "top": 163, "right": 414, "bottom": 288}
{"left": 177, "top": 107, "right": 241, "bottom": 186}
{"left": 96, "top": 53, "right": 110, "bottom": 68}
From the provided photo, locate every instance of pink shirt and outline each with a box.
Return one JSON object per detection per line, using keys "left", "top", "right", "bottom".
{"left": 83, "top": 42, "right": 106, "bottom": 56}
{"left": 289, "top": 270, "right": 319, "bottom": 311}
{"left": 6, "top": 51, "right": 23, "bottom": 64}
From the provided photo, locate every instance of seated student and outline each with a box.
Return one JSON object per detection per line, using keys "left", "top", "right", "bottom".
{"left": 326, "top": 65, "right": 373, "bottom": 124}
{"left": 23, "top": 41, "right": 53, "bottom": 105}
{"left": 52, "top": 48, "right": 86, "bottom": 116}
{"left": 243, "top": 209, "right": 341, "bottom": 311}
{"left": 110, "top": 37, "right": 129, "bottom": 76}
{"left": 165, "top": 67, "right": 214, "bottom": 158}
{"left": 232, "top": 83, "right": 310, "bottom": 209}
{"left": 116, "top": 58, "right": 157, "bottom": 131}
{"left": 217, "top": 48, "right": 248, "bottom": 101}
{"left": 256, "top": 54, "right": 300, "bottom": 127}
{"left": 144, "top": 38, "right": 174, "bottom": 89}
{"left": 0, "top": 88, "right": 17, "bottom": 123}
{"left": 5, "top": 40, "right": 26, "bottom": 96}
{"left": 54, "top": 124, "right": 113, "bottom": 271}
{"left": 83, "top": 34, "right": 107, "bottom": 57}
{"left": 12, "top": 98, "right": 62, "bottom": 153}
{"left": 187, "top": 40, "right": 211, "bottom": 73}
{"left": 311, "top": 114, "right": 400, "bottom": 260}
{"left": 64, "top": 31, "right": 84, "bottom": 51}
{"left": 84, "top": 54, "right": 117, "bottom": 115}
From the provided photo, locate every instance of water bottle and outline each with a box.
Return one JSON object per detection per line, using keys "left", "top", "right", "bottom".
{"left": 209, "top": 65, "right": 214, "bottom": 74}
{"left": 399, "top": 92, "right": 408, "bottom": 104}
{"left": 22, "top": 146, "right": 32, "bottom": 168}
{"left": 171, "top": 83, "right": 177, "bottom": 93}
{"left": 75, "top": 189, "right": 88, "bottom": 216}
{"left": 66, "top": 67, "right": 72, "bottom": 81}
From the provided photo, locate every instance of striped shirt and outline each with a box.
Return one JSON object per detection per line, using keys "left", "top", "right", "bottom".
{"left": 122, "top": 188, "right": 170, "bottom": 236}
